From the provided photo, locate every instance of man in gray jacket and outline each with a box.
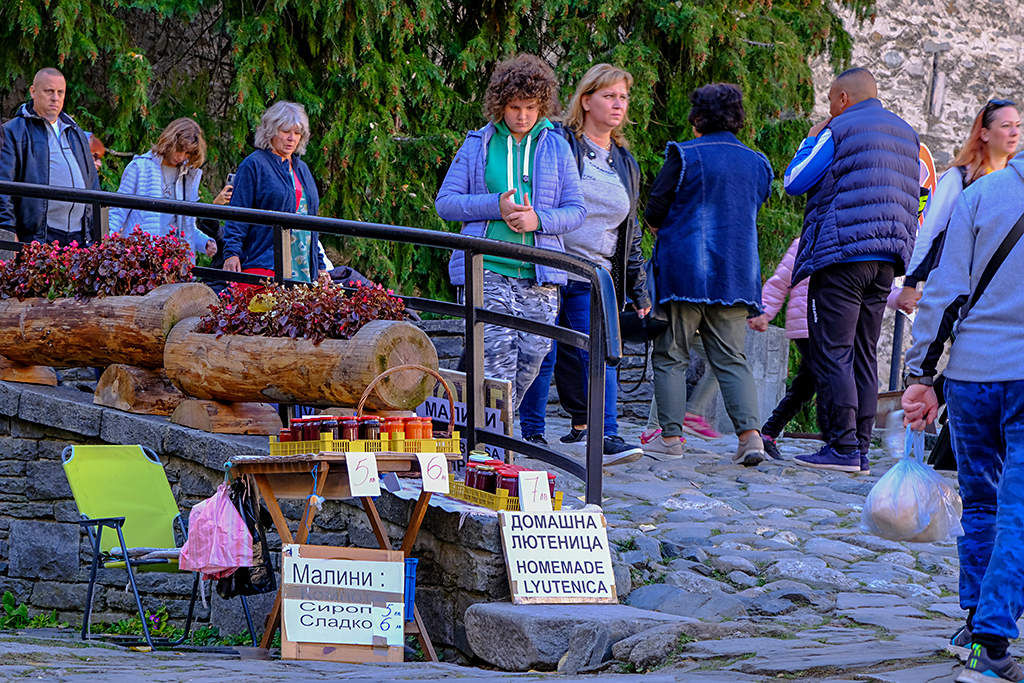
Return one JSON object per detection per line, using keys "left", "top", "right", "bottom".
{"left": 0, "top": 67, "right": 100, "bottom": 246}
{"left": 903, "top": 152, "right": 1024, "bottom": 683}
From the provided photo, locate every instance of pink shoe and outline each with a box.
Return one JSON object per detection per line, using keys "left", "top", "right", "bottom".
{"left": 682, "top": 413, "right": 722, "bottom": 439}
{"left": 640, "top": 428, "right": 662, "bottom": 445}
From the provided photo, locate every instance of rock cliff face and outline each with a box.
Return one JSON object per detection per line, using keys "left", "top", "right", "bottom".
{"left": 811, "top": 0, "right": 1024, "bottom": 168}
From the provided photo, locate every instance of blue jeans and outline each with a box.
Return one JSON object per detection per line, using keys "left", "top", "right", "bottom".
{"left": 946, "top": 378, "right": 1024, "bottom": 640}
{"left": 519, "top": 281, "right": 618, "bottom": 437}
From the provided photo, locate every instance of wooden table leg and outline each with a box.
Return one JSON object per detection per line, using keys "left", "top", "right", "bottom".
{"left": 401, "top": 491, "right": 432, "bottom": 556}
{"left": 412, "top": 605, "right": 438, "bottom": 663}
{"left": 255, "top": 466, "right": 328, "bottom": 650}
{"left": 362, "top": 496, "right": 391, "bottom": 550}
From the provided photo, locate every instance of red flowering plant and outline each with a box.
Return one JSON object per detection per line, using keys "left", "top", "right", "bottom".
{"left": 195, "top": 275, "right": 406, "bottom": 344}
{"left": 0, "top": 228, "right": 194, "bottom": 301}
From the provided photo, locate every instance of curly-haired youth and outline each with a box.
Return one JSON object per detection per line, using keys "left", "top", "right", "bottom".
{"left": 484, "top": 54, "right": 561, "bottom": 122}
{"left": 688, "top": 83, "right": 745, "bottom": 135}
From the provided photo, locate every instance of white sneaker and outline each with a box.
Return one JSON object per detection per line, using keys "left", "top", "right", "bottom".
{"left": 642, "top": 436, "right": 685, "bottom": 461}
{"left": 732, "top": 434, "right": 766, "bottom": 467}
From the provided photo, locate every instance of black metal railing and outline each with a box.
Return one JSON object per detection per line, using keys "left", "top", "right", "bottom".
{"left": 0, "top": 180, "right": 621, "bottom": 504}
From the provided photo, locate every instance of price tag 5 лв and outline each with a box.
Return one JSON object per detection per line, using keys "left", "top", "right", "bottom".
{"left": 345, "top": 453, "right": 381, "bottom": 497}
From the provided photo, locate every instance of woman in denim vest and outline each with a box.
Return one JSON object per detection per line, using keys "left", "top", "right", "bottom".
{"left": 642, "top": 83, "right": 773, "bottom": 465}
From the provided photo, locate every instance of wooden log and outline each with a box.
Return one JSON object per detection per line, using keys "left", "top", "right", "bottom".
{"left": 0, "top": 355, "right": 57, "bottom": 386}
{"left": 164, "top": 318, "right": 439, "bottom": 410}
{"left": 169, "top": 399, "right": 282, "bottom": 435}
{"left": 0, "top": 283, "right": 217, "bottom": 368}
{"left": 93, "top": 364, "right": 187, "bottom": 415}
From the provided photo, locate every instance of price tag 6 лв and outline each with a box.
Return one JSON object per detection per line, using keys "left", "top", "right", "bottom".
{"left": 517, "top": 470, "right": 553, "bottom": 512}
{"left": 415, "top": 452, "right": 450, "bottom": 493}
{"left": 345, "top": 453, "right": 381, "bottom": 497}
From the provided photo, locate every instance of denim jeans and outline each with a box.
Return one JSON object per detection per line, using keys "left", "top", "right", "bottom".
{"left": 946, "top": 378, "right": 1024, "bottom": 641}
{"left": 519, "top": 280, "right": 618, "bottom": 437}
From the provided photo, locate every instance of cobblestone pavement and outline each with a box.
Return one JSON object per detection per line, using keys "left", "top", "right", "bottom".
{"left": 1, "top": 416, "right": 1013, "bottom": 682}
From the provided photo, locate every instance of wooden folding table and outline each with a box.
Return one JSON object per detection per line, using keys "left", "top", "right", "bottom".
{"left": 226, "top": 452, "right": 460, "bottom": 660}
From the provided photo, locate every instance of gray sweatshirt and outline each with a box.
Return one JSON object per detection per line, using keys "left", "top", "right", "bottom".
{"left": 903, "top": 154, "right": 1024, "bottom": 382}
{"left": 45, "top": 119, "right": 87, "bottom": 238}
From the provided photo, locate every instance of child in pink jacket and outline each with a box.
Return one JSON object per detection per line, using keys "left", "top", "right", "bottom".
{"left": 747, "top": 237, "right": 825, "bottom": 462}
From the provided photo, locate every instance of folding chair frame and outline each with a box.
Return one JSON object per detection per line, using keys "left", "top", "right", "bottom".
{"left": 65, "top": 445, "right": 258, "bottom": 649}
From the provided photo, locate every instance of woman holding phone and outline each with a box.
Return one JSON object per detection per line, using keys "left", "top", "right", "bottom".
{"left": 108, "top": 118, "right": 231, "bottom": 257}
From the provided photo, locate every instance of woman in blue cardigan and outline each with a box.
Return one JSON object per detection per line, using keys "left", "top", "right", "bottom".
{"left": 223, "top": 101, "right": 324, "bottom": 283}
{"left": 435, "top": 54, "right": 585, "bottom": 411}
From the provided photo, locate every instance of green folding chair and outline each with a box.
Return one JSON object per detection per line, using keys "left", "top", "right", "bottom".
{"left": 62, "top": 444, "right": 203, "bottom": 649}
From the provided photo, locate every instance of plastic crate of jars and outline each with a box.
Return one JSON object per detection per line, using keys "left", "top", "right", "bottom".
{"left": 268, "top": 430, "right": 461, "bottom": 456}
{"left": 389, "top": 431, "right": 461, "bottom": 454}
{"left": 448, "top": 481, "right": 563, "bottom": 512}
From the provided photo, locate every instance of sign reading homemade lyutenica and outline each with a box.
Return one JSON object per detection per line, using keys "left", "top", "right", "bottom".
{"left": 280, "top": 545, "right": 405, "bottom": 654}
{"left": 498, "top": 510, "right": 616, "bottom": 604}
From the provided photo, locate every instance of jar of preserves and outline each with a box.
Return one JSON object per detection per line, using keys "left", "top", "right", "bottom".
{"left": 303, "top": 417, "right": 321, "bottom": 442}
{"left": 418, "top": 417, "right": 434, "bottom": 440}
{"left": 289, "top": 417, "right": 304, "bottom": 442}
{"left": 340, "top": 417, "right": 359, "bottom": 442}
{"left": 278, "top": 428, "right": 292, "bottom": 443}
{"left": 359, "top": 416, "right": 381, "bottom": 441}
{"left": 320, "top": 418, "right": 338, "bottom": 440}
{"left": 383, "top": 416, "right": 404, "bottom": 439}
{"left": 497, "top": 468, "right": 519, "bottom": 497}
{"left": 465, "top": 463, "right": 479, "bottom": 489}
{"left": 476, "top": 465, "right": 497, "bottom": 493}
{"left": 548, "top": 472, "right": 557, "bottom": 498}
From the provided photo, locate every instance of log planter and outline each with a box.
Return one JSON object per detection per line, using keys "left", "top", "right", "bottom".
{"left": 164, "top": 318, "right": 440, "bottom": 411}
{"left": 0, "top": 283, "right": 218, "bottom": 369}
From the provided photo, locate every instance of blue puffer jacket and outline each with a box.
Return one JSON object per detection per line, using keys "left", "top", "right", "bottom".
{"left": 437, "top": 122, "right": 586, "bottom": 286}
{"left": 222, "top": 148, "right": 324, "bottom": 276}
{"left": 792, "top": 99, "right": 919, "bottom": 284}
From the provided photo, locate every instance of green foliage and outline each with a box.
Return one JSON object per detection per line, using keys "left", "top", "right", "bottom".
{"left": 0, "top": 592, "right": 68, "bottom": 630}
{"left": 0, "top": 0, "right": 872, "bottom": 301}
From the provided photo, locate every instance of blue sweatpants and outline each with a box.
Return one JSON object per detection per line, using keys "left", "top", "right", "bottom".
{"left": 945, "top": 378, "right": 1024, "bottom": 640}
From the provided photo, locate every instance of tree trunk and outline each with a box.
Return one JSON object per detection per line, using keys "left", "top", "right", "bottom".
{"left": 169, "top": 399, "right": 282, "bottom": 435}
{"left": 93, "top": 364, "right": 187, "bottom": 415}
{"left": 0, "top": 283, "right": 217, "bottom": 368}
{"left": 0, "top": 355, "right": 57, "bottom": 386}
{"left": 164, "top": 318, "right": 439, "bottom": 410}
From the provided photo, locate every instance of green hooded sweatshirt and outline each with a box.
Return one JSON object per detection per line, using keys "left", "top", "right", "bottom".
{"left": 482, "top": 118, "right": 553, "bottom": 278}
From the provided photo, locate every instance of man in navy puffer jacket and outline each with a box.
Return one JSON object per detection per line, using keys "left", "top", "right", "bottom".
{"left": 783, "top": 68, "right": 919, "bottom": 474}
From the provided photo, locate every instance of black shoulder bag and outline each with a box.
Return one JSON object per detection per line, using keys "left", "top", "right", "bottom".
{"left": 928, "top": 208, "right": 1024, "bottom": 471}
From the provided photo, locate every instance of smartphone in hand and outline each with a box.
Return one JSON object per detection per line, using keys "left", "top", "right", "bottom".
{"left": 226, "top": 173, "right": 236, "bottom": 186}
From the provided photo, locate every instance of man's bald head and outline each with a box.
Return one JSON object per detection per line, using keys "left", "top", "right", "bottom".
{"left": 828, "top": 68, "right": 877, "bottom": 118}
{"left": 29, "top": 67, "right": 66, "bottom": 124}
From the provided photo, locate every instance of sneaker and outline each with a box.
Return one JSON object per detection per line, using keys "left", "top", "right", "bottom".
{"left": 682, "top": 413, "right": 723, "bottom": 439}
{"left": 793, "top": 444, "right": 861, "bottom": 473}
{"left": 947, "top": 625, "right": 972, "bottom": 662}
{"left": 956, "top": 643, "right": 1024, "bottom": 683}
{"left": 560, "top": 427, "right": 587, "bottom": 444}
{"left": 602, "top": 436, "right": 644, "bottom": 466}
{"left": 859, "top": 451, "right": 871, "bottom": 475}
{"left": 523, "top": 434, "right": 548, "bottom": 445}
{"left": 733, "top": 433, "right": 766, "bottom": 467}
{"left": 762, "top": 434, "right": 783, "bottom": 461}
{"left": 642, "top": 435, "right": 685, "bottom": 461}
{"left": 640, "top": 428, "right": 663, "bottom": 445}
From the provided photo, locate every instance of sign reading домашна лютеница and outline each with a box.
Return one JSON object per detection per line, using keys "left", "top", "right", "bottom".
{"left": 497, "top": 510, "right": 616, "bottom": 604}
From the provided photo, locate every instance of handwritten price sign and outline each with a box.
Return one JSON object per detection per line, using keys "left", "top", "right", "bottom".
{"left": 517, "top": 470, "right": 553, "bottom": 512}
{"left": 372, "top": 602, "right": 404, "bottom": 646}
{"left": 415, "top": 453, "right": 450, "bottom": 493}
{"left": 345, "top": 453, "right": 381, "bottom": 497}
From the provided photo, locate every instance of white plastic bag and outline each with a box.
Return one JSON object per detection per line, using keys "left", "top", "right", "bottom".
{"left": 860, "top": 427, "right": 964, "bottom": 542}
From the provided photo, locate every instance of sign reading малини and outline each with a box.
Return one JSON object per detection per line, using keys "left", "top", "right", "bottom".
{"left": 498, "top": 510, "right": 616, "bottom": 604}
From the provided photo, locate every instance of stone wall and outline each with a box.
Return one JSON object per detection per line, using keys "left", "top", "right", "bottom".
{"left": 416, "top": 319, "right": 790, "bottom": 434}
{"left": 0, "top": 380, "right": 507, "bottom": 661}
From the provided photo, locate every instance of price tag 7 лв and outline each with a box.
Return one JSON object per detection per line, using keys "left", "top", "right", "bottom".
{"left": 517, "top": 470, "right": 553, "bottom": 511}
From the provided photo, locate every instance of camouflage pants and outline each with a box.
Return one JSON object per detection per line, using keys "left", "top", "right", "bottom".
{"left": 946, "top": 378, "right": 1024, "bottom": 639}
{"left": 460, "top": 272, "right": 558, "bottom": 411}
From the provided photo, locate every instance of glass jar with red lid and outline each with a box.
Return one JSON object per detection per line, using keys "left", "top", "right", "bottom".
{"left": 340, "top": 417, "right": 359, "bottom": 441}
{"left": 497, "top": 468, "right": 519, "bottom": 497}
{"left": 359, "top": 416, "right": 381, "bottom": 441}
{"left": 476, "top": 465, "right": 497, "bottom": 493}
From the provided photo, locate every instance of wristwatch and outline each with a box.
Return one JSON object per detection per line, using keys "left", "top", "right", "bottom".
{"left": 904, "top": 375, "right": 934, "bottom": 388}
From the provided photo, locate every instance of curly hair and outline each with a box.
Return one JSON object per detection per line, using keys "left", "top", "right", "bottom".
{"left": 688, "top": 83, "right": 745, "bottom": 135}
{"left": 483, "top": 54, "right": 561, "bottom": 123}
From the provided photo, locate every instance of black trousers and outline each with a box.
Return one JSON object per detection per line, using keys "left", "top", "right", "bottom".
{"left": 761, "top": 338, "right": 826, "bottom": 438}
{"left": 807, "top": 260, "right": 894, "bottom": 455}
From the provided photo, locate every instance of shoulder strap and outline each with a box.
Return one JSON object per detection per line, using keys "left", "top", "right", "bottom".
{"left": 966, "top": 209, "right": 1024, "bottom": 314}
